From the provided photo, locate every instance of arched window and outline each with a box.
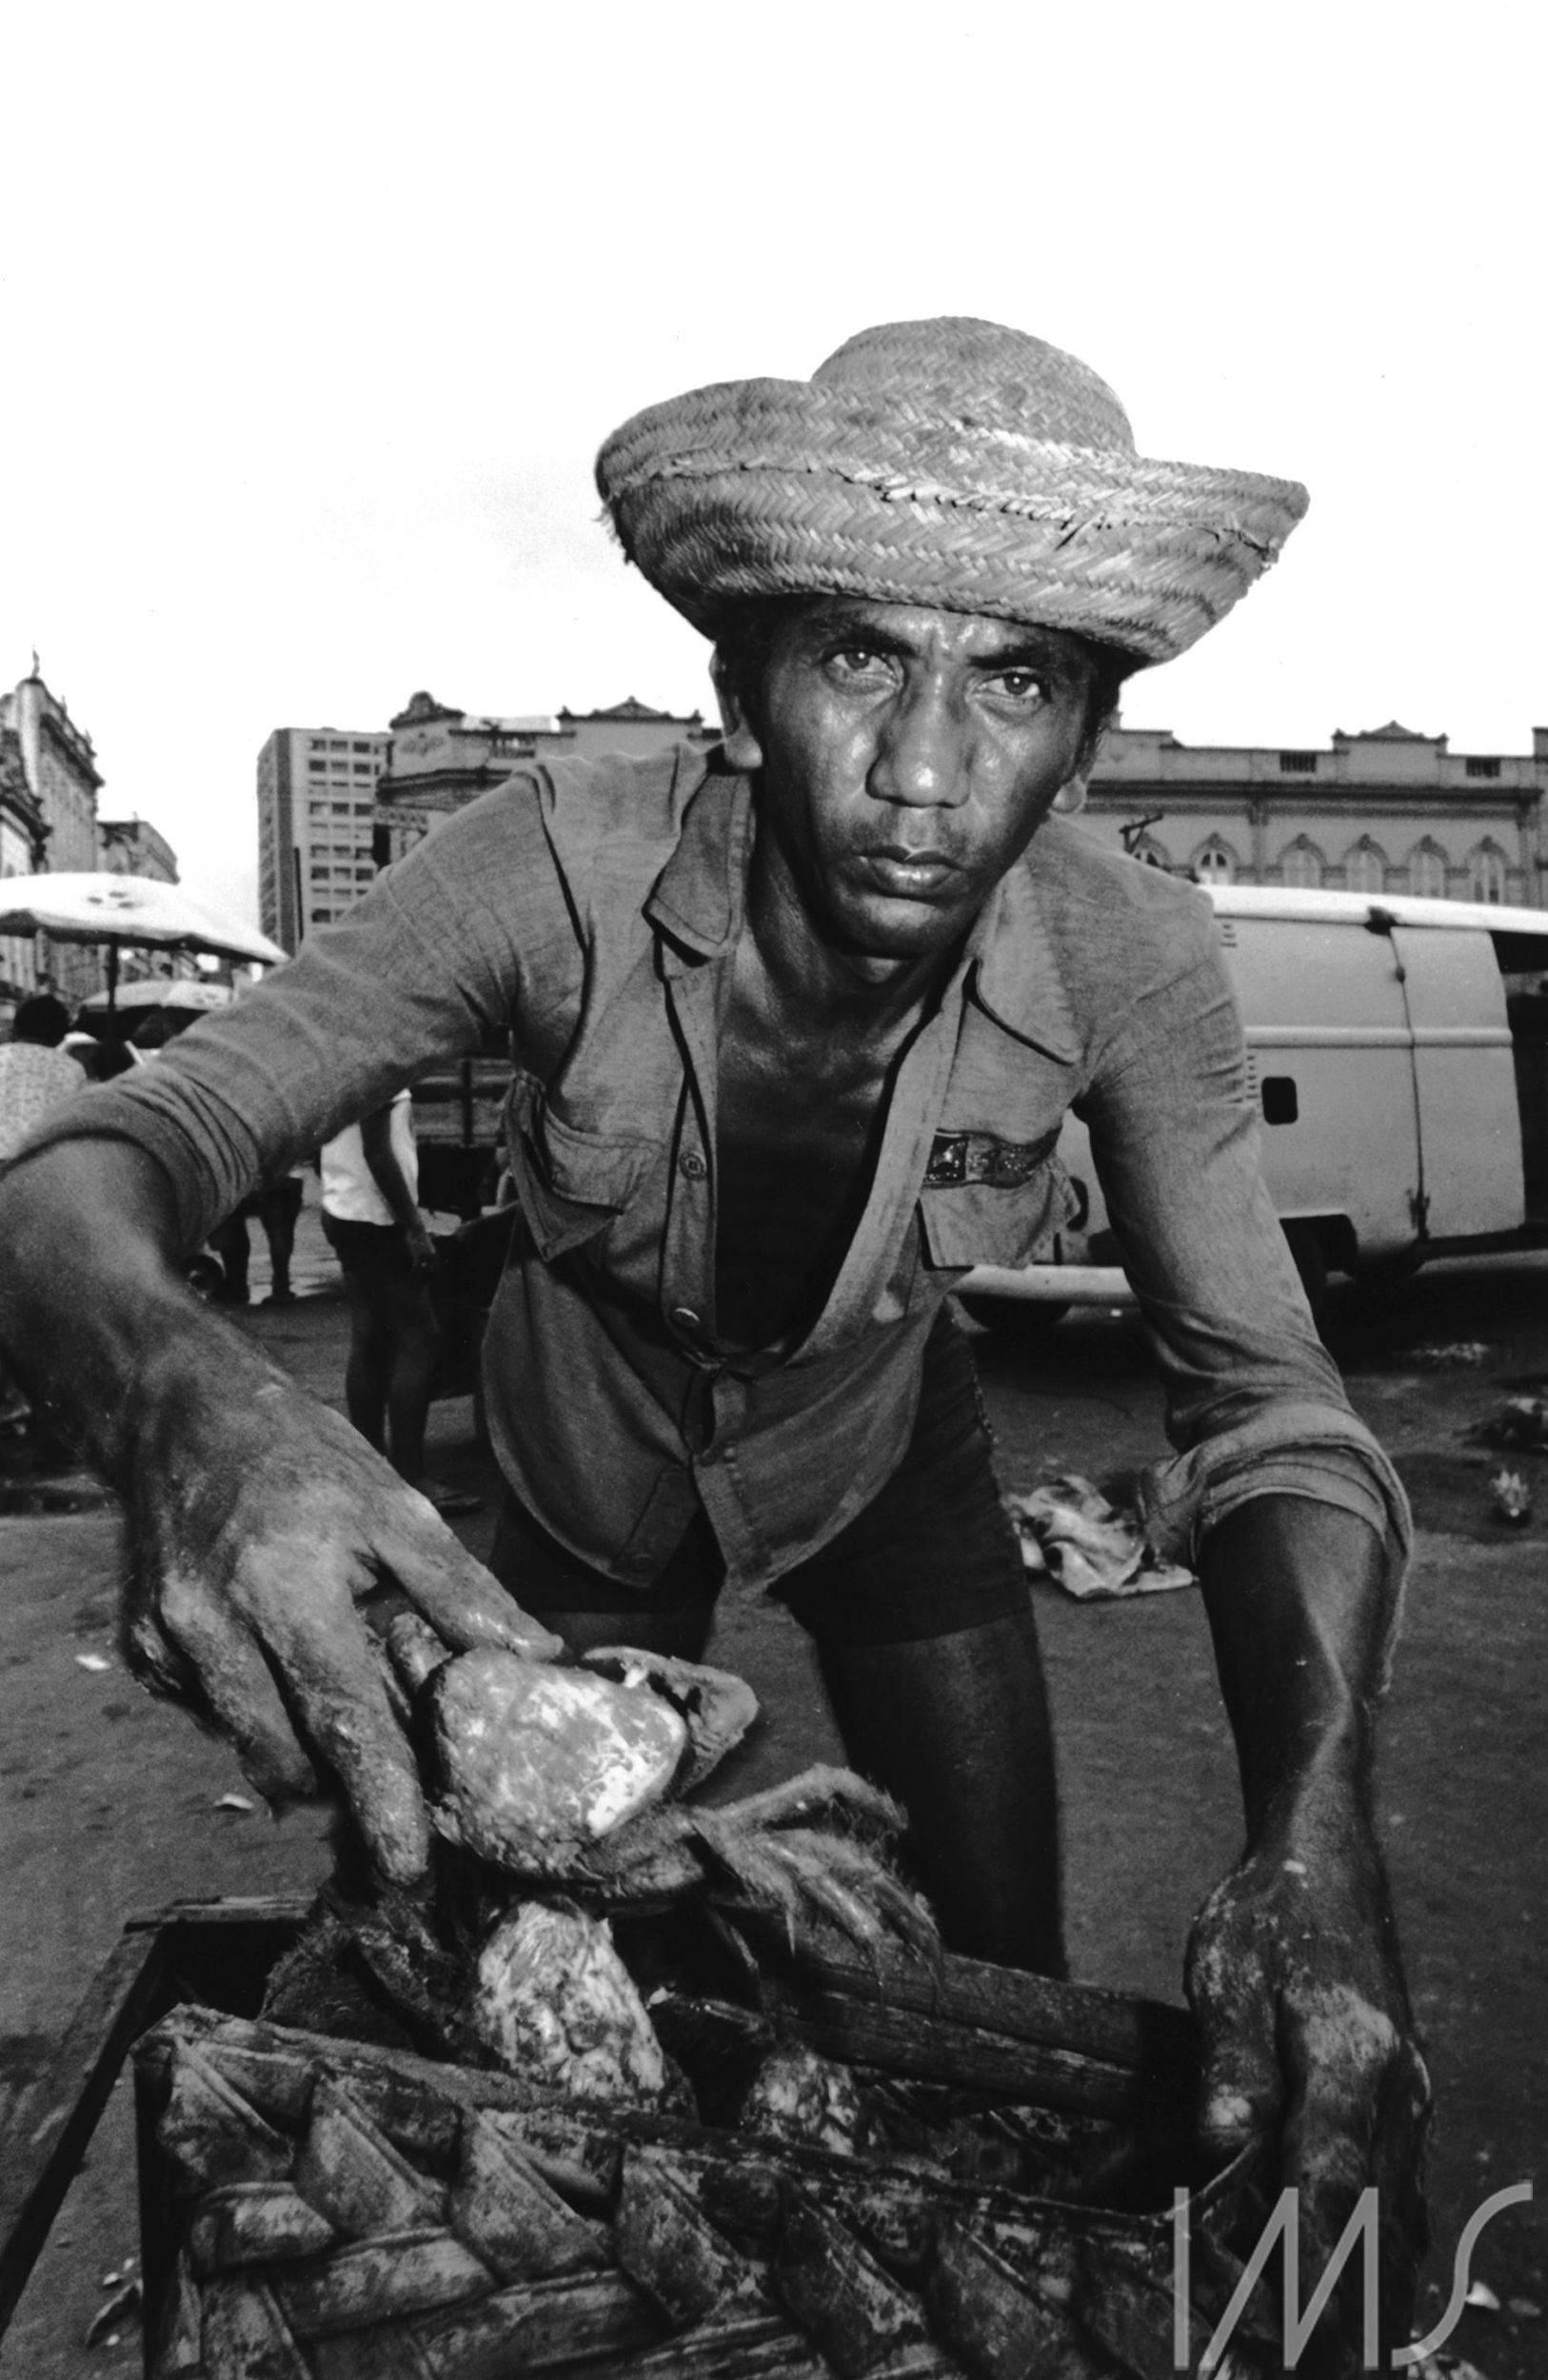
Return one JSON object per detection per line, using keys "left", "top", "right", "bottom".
{"left": 1469, "top": 843, "right": 1508, "bottom": 904}
{"left": 1130, "top": 834, "right": 1171, "bottom": 871}
{"left": 1193, "top": 840, "right": 1237, "bottom": 883}
{"left": 1343, "top": 840, "right": 1387, "bottom": 894}
{"left": 1406, "top": 842, "right": 1448, "bottom": 899}
{"left": 1279, "top": 838, "right": 1324, "bottom": 889}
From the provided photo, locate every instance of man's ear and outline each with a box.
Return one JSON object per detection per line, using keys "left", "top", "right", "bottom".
{"left": 710, "top": 655, "right": 764, "bottom": 773}
{"left": 1050, "top": 771, "right": 1088, "bottom": 815}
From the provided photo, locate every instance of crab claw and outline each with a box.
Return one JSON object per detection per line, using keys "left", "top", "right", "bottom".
{"left": 689, "top": 1812, "right": 940, "bottom": 1970}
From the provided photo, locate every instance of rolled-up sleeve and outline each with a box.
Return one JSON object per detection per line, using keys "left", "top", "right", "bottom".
{"left": 6, "top": 775, "right": 574, "bottom": 1251}
{"left": 1078, "top": 930, "right": 1411, "bottom": 1590}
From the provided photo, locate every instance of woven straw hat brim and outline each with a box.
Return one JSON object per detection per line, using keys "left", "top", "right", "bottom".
{"left": 597, "top": 377, "right": 1309, "bottom": 665}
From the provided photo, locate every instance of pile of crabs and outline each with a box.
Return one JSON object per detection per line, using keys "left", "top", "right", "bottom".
{"left": 265, "top": 1622, "right": 939, "bottom": 2132}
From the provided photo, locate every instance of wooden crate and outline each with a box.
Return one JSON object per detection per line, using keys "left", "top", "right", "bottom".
{"left": 1, "top": 1898, "right": 1269, "bottom": 2378}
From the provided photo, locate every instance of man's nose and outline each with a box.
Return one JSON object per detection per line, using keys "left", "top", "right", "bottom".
{"left": 867, "top": 681, "right": 969, "bottom": 808}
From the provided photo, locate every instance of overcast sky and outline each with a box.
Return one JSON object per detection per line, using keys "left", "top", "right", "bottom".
{"left": 3, "top": 2, "right": 1541, "bottom": 925}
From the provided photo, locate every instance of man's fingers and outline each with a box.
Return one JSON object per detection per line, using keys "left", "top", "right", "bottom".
{"left": 251, "top": 1557, "right": 432, "bottom": 1885}
{"left": 1197, "top": 2013, "right": 1284, "bottom": 2156}
{"left": 156, "top": 1570, "right": 317, "bottom": 1801}
{"left": 1187, "top": 1905, "right": 1285, "bottom": 2155}
{"left": 371, "top": 1493, "right": 564, "bottom": 1662}
{"left": 1280, "top": 1992, "right": 1430, "bottom": 2254}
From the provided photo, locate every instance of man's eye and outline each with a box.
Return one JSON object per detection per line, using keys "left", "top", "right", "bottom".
{"left": 826, "top": 645, "right": 891, "bottom": 681}
{"left": 988, "top": 670, "right": 1046, "bottom": 704}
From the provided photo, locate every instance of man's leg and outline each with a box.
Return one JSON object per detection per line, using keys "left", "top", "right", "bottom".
{"left": 781, "top": 1309, "right": 1064, "bottom": 1975}
{"left": 258, "top": 1180, "right": 300, "bottom": 1303}
{"left": 208, "top": 1212, "right": 251, "bottom": 1304}
{"left": 339, "top": 1273, "right": 392, "bottom": 1450}
{"left": 377, "top": 1276, "right": 441, "bottom": 1484}
{"left": 816, "top": 1612, "right": 1064, "bottom": 1974}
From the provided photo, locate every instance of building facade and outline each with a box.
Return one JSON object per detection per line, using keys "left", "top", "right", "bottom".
{"left": 256, "top": 725, "right": 392, "bottom": 956}
{"left": 1082, "top": 720, "right": 1548, "bottom": 906}
{"left": 0, "top": 669, "right": 109, "bottom": 1006}
{"left": 99, "top": 817, "right": 179, "bottom": 884}
{"left": 372, "top": 693, "right": 717, "bottom": 860}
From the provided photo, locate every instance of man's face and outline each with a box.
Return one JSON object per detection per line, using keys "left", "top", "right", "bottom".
{"left": 724, "top": 599, "right": 1100, "bottom": 964}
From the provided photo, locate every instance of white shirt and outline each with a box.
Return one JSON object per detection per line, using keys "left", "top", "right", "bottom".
{"left": 320, "top": 1090, "right": 418, "bottom": 1224}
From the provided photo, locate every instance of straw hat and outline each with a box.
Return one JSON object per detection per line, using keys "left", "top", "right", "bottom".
{"left": 595, "top": 319, "right": 1308, "bottom": 667}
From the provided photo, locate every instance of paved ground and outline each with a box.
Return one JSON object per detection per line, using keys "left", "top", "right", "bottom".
{"left": 1, "top": 1200, "right": 1544, "bottom": 2373}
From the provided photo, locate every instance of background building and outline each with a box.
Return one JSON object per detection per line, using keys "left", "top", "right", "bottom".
{"left": 0, "top": 666, "right": 185, "bottom": 1016}
{"left": 1083, "top": 719, "right": 1548, "bottom": 905}
{"left": 0, "top": 717, "right": 48, "bottom": 1007}
{"left": 372, "top": 692, "right": 716, "bottom": 860}
{"left": 0, "top": 666, "right": 105, "bottom": 1005}
{"left": 99, "top": 817, "right": 178, "bottom": 884}
{"left": 256, "top": 724, "right": 391, "bottom": 955}
{"left": 260, "top": 698, "right": 1548, "bottom": 962}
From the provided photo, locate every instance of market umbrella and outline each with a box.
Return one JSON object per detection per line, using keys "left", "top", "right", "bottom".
{"left": 0, "top": 873, "right": 283, "bottom": 1014}
{"left": 76, "top": 977, "right": 237, "bottom": 1041}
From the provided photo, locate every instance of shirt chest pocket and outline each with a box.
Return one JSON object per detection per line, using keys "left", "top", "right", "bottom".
{"left": 916, "top": 1126, "right": 1080, "bottom": 1273}
{"left": 506, "top": 1080, "right": 656, "bottom": 1259}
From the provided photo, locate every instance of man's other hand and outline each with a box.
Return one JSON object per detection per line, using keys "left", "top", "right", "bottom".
{"left": 1185, "top": 1803, "right": 1431, "bottom": 2366}
{"left": 124, "top": 1353, "right": 562, "bottom": 1883}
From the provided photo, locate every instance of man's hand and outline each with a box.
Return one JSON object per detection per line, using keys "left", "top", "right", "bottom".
{"left": 0, "top": 1134, "right": 561, "bottom": 1886}
{"left": 1186, "top": 1793, "right": 1431, "bottom": 2363}
{"left": 1194, "top": 1497, "right": 1429, "bottom": 2370}
{"left": 124, "top": 1335, "right": 561, "bottom": 1882}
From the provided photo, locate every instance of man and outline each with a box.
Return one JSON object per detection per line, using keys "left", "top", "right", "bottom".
{"left": 320, "top": 1094, "right": 479, "bottom": 1516}
{"left": 0, "top": 992, "right": 85, "bottom": 1160}
{"left": 0, "top": 320, "right": 1426, "bottom": 2348}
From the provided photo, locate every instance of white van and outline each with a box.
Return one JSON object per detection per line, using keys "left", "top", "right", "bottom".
{"left": 958, "top": 884, "right": 1548, "bottom": 1332}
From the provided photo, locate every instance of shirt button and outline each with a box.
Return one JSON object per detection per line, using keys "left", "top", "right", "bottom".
{"left": 679, "top": 1149, "right": 708, "bottom": 1180}
{"left": 671, "top": 1305, "right": 702, "bottom": 1332}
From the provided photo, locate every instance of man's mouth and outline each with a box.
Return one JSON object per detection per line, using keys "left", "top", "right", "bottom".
{"left": 856, "top": 846, "right": 960, "bottom": 898}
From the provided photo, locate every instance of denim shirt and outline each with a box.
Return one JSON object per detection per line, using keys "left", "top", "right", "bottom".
{"left": 23, "top": 743, "right": 1409, "bottom": 1597}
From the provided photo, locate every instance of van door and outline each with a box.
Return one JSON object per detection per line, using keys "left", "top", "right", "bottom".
{"left": 1225, "top": 912, "right": 1421, "bottom": 1259}
{"left": 1383, "top": 917, "right": 1524, "bottom": 1238}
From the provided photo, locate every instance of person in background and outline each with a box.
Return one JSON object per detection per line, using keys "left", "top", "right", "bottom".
{"left": 319, "top": 1092, "right": 478, "bottom": 1517}
{"left": 0, "top": 995, "right": 87, "bottom": 1428}
{"left": 0, "top": 995, "right": 85, "bottom": 1160}
{"left": 63, "top": 1032, "right": 140, "bottom": 1083}
{"left": 208, "top": 1165, "right": 308, "bottom": 1306}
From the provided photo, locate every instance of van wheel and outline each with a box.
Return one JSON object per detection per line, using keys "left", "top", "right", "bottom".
{"left": 956, "top": 1293, "right": 1071, "bottom": 1341}
{"left": 1281, "top": 1222, "right": 1329, "bottom": 1322}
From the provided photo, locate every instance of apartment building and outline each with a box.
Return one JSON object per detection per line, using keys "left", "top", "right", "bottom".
{"left": 256, "top": 725, "right": 391, "bottom": 955}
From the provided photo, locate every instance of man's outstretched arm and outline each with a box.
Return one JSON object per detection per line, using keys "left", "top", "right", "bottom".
{"left": 0, "top": 1139, "right": 560, "bottom": 1880}
{"left": 1191, "top": 1493, "right": 1430, "bottom": 2360}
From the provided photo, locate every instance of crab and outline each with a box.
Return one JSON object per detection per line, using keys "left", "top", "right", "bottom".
{"left": 263, "top": 1619, "right": 937, "bottom": 2097}
{"left": 390, "top": 1616, "right": 938, "bottom": 1970}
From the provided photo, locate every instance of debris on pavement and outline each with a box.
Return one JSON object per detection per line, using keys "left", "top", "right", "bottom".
{"left": 84, "top": 2272, "right": 141, "bottom": 2347}
{"left": 73, "top": 1652, "right": 112, "bottom": 1674}
{"left": 1005, "top": 1475, "right": 1195, "bottom": 1600}
{"left": 1411, "top": 1340, "right": 1493, "bottom": 1369}
{"left": 1489, "top": 1470, "right": 1532, "bottom": 1525}
{"left": 212, "top": 1793, "right": 256, "bottom": 1813}
{"left": 1473, "top": 1395, "right": 1548, "bottom": 1451}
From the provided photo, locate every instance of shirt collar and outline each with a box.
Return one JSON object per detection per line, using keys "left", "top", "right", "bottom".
{"left": 645, "top": 745, "right": 753, "bottom": 963}
{"left": 963, "top": 856, "right": 1082, "bottom": 1064}
{"left": 646, "top": 756, "right": 1079, "bottom": 1064}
